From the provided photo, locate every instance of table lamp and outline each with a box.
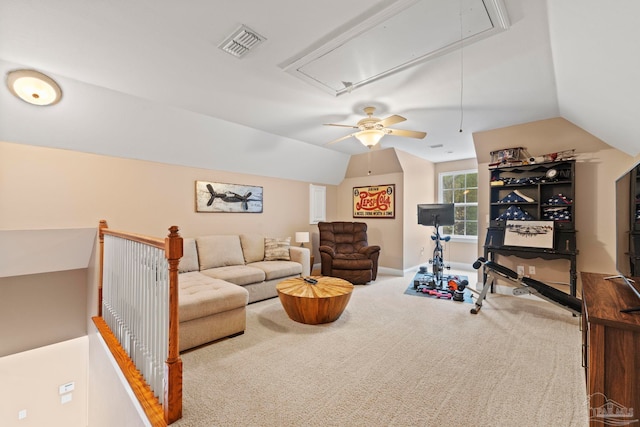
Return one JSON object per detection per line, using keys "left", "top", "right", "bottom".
{"left": 295, "top": 231, "right": 310, "bottom": 247}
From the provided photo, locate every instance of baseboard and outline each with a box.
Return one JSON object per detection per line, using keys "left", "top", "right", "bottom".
{"left": 378, "top": 266, "right": 404, "bottom": 276}
{"left": 333, "top": 264, "right": 480, "bottom": 281}
{"left": 448, "top": 261, "right": 476, "bottom": 272}
{"left": 403, "top": 262, "right": 477, "bottom": 275}
{"left": 470, "top": 282, "right": 539, "bottom": 301}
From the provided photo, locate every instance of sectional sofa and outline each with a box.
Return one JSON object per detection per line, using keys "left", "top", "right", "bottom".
{"left": 177, "top": 234, "right": 310, "bottom": 351}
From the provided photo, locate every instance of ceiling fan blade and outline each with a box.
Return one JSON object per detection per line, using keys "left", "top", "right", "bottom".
{"left": 377, "top": 114, "right": 406, "bottom": 128}
{"left": 387, "top": 128, "right": 427, "bottom": 139}
{"left": 325, "top": 132, "right": 358, "bottom": 145}
{"left": 324, "top": 123, "right": 359, "bottom": 129}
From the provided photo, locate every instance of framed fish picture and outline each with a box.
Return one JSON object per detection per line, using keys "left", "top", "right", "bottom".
{"left": 195, "top": 181, "right": 263, "bottom": 213}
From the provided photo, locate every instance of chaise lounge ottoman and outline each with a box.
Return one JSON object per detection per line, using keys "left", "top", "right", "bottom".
{"left": 178, "top": 271, "right": 249, "bottom": 352}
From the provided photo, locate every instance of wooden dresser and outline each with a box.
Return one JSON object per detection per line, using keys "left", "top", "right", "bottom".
{"left": 581, "top": 272, "right": 640, "bottom": 426}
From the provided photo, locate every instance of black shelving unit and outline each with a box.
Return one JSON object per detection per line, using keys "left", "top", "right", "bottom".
{"left": 484, "top": 160, "right": 578, "bottom": 296}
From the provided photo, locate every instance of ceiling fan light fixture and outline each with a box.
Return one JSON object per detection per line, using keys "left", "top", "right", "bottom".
{"left": 6, "top": 69, "right": 62, "bottom": 106}
{"left": 356, "top": 129, "right": 385, "bottom": 147}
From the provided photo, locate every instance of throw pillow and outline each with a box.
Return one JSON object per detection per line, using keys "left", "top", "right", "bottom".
{"left": 178, "top": 237, "right": 200, "bottom": 273}
{"left": 196, "top": 235, "right": 245, "bottom": 269}
{"left": 240, "top": 234, "right": 265, "bottom": 263}
{"left": 264, "top": 237, "right": 291, "bottom": 261}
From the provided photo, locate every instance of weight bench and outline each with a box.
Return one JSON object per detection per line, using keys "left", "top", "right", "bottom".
{"left": 471, "top": 257, "right": 582, "bottom": 315}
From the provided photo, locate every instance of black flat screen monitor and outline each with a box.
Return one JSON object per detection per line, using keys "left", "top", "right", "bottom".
{"left": 611, "top": 162, "right": 640, "bottom": 314}
{"left": 417, "top": 203, "right": 455, "bottom": 227}
{"left": 615, "top": 167, "right": 632, "bottom": 277}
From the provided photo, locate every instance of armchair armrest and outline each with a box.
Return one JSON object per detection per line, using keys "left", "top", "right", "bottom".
{"left": 359, "top": 245, "right": 381, "bottom": 257}
{"left": 318, "top": 245, "right": 336, "bottom": 257}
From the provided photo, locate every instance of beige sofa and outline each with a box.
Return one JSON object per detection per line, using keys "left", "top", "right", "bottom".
{"left": 177, "top": 234, "right": 310, "bottom": 351}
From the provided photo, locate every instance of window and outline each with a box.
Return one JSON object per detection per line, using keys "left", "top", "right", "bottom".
{"left": 309, "top": 184, "right": 326, "bottom": 224}
{"left": 439, "top": 170, "right": 478, "bottom": 239}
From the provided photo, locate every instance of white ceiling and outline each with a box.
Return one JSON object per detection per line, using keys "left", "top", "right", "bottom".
{"left": 0, "top": 0, "right": 638, "bottom": 184}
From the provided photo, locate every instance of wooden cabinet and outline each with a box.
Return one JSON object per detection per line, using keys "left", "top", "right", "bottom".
{"left": 581, "top": 272, "right": 640, "bottom": 426}
{"left": 484, "top": 160, "right": 578, "bottom": 295}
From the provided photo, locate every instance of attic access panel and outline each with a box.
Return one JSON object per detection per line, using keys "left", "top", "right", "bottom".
{"left": 281, "top": 0, "right": 509, "bottom": 96}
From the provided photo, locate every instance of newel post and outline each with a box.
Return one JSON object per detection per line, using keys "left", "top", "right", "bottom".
{"left": 98, "top": 220, "right": 108, "bottom": 317}
{"left": 164, "top": 225, "right": 183, "bottom": 424}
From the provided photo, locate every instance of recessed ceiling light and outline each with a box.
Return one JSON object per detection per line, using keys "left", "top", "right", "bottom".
{"left": 6, "top": 69, "right": 62, "bottom": 106}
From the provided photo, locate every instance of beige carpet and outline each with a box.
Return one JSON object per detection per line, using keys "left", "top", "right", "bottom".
{"left": 174, "top": 272, "right": 588, "bottom": 427}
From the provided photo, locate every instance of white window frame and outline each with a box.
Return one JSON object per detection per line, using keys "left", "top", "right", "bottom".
{"left": 438, "top": 169, "right": 478, "bottom": 242}
{"left": 309, "top": 184, "right": 326, "bottom": 224}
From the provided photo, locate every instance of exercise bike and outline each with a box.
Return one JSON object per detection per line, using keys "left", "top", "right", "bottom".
{"left": 428, "top": 222, "right": 451, "bottom": 287}
{"left": 417, "top": 204, "right": 455, "bottom": 290}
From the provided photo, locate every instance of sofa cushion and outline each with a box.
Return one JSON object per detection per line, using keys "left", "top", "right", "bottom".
{"left": 200, "top": 265, "right": 266, "bottom": 286}
{"left": 264, "top": 237, "right": 291, "bottom": 261}
{"left": 196, "top": 235, "right": 245, "bottom": 270}
{"left": 248, "top": 260, "right": 302, "bottom": 281}
{"left": 178, "top": 272, "right": 248, "bottom": 322}
{"left": 240, "top": 234, "right": 265, "bottom": 263}
{"left": 179, "top": 237, "right": 200, "bottom": 273}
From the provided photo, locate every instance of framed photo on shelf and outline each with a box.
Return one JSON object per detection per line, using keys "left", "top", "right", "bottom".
{"left": 503, "top": 220, "right": 554, "bottom": 249}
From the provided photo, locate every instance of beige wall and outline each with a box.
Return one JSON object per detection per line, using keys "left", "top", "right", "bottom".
{"left": 340, "top": 148, "right": 405, "bottom": 271}
{"left": 0, "top": 337, "right": 88, "bottom": 427}
{"left": 434, "top": 158, "right": 480, "bottom": 269}
{"left": 341, "top": 148, "right": 444, "bottom": 272}
{"left": 0, "top": 269, "right": 87, "bottom": 357}
{"left": 0, "top": 141, "right": 336, "bottom": 238}
{"left": 396, "top": 150, "right": 436, "bottom": 269}
{"left": 575, "top": 149, "right": 638, "bottom": 275}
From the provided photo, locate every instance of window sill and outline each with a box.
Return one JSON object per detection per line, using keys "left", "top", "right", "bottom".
{"left": 446, "top": 236, "right": 478, "bottom": 244}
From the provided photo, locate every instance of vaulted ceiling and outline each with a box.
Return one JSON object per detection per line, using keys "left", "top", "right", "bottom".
{"left": 1, "top": 0, "right": 638, "bottom": 185}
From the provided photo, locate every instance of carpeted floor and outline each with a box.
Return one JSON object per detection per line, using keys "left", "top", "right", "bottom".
{"left": 174, "top": 272, "right": 588, "bottom": 427}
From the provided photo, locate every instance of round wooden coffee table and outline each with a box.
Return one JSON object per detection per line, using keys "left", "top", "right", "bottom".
{"left": 276, "top": 276, "right": 354, "bottom": 324}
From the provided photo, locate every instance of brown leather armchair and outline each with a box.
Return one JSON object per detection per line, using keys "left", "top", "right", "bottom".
{"left": 318, "top": 221, "right": 381, "bottom": 284}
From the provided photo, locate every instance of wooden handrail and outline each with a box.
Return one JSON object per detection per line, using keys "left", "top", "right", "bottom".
{"left": 94, "top": 220, "right": 182, "bottom": 425}
{"left": 101, "top": 227, "right": 165, "bottom": 249}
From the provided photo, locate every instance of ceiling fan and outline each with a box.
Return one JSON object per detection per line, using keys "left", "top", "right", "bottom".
{"left": 324, "top": 106, "right": 426, "bottom": 148}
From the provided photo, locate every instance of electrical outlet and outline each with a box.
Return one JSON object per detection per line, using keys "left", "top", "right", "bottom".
{"left": 529, "top": 266, "right": 536, "bottom": 275}
{"left": 517, "top": 265, "right": 525, "bottom": 276}
{"left": 18, "top": 409, "right": 27, "bottom": 420}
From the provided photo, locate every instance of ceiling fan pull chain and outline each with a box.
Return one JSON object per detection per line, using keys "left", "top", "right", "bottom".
{"left": 459, "top": 0, "right": 465, "bottom": 133}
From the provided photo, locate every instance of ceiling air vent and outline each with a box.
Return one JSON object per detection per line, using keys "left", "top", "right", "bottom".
{"left": 218, "top": 25, "right": 266, "bottom": 58}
